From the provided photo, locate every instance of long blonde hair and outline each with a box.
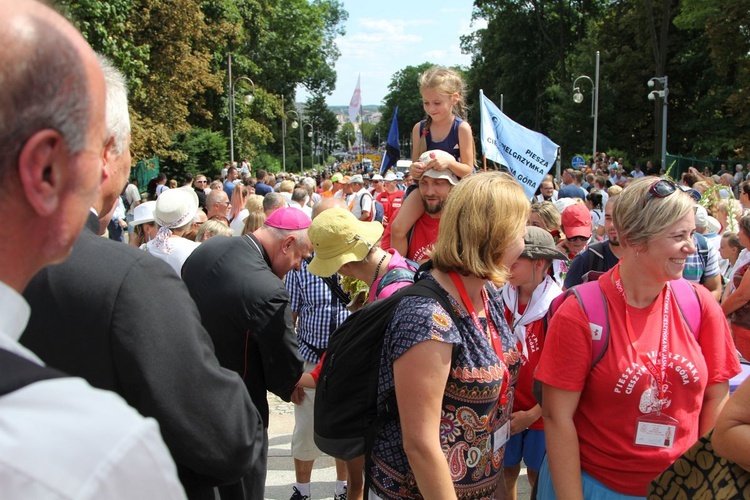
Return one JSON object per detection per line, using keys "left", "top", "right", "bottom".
{"left": 431, "top": 172, "right": 529, "bottom": 285}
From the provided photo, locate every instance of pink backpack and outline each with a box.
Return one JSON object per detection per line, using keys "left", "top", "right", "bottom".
{"left": 548, "top": 278, "right": 701, "bottom": 368}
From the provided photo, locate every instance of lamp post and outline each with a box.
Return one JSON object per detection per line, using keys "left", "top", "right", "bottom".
{"left": 297, "top": 108, "right": 304, "bottom": 172}
{"left": 228, "top": 54, "right": 256, "bottom": 166}
{"left": 303, "top": 123, "right": 314, "bottom": 169}
{"left": 647, "top": 76, "right": 668, "bottom": 170}
{"left": 572, "top": 50, "right": 600, "bottom": 160}
{"left": 281, "top": 95, "right": 298, "bottom": 172}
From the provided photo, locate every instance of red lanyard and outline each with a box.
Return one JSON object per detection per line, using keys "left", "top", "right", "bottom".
{"left": 449, "top": 272, "right": 509, "bottom": 404}
{"left": 613, "top": 265, "right": 671, "bottom": 408}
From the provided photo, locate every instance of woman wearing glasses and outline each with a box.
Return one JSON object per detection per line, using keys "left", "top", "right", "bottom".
{"left": 535, "top": 177, "right": 741, "bottom": 499}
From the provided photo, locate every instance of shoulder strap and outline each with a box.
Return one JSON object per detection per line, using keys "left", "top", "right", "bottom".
{"left": 403, "top": 278, "right": 459, "bottom": 325}
{"left": 670, "top": 278, "right": 701, "bottom": 340}
{"left": 569, "top": 280, "right": 610, "bottom": 368}
{"left": 0, "top": 348, "right": 67, "bottom": 396}
{"left": 586, "top": 242, "right": 606, "bottom": 273}
{"left": 375, "top": 267, "right": 417, "bottom": 297}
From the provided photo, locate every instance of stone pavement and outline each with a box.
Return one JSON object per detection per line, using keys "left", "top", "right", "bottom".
{"left": 265, "top": 393, "right": 532, "bottom": 500}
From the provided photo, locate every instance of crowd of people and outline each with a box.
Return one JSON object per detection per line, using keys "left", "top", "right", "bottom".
{"left": 3, "top": 2, "right": 750, "bottom": 500}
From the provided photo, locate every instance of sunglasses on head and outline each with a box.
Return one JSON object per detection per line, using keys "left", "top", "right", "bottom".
{"left": 647, "top": 179, "right": 677, "bottom": 200}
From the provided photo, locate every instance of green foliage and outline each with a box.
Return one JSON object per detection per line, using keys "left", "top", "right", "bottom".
{"left": 58, "top": 0, "right": 348, "bottom": 166}
{"left": 460, "top": 0, "right": 750, "bottom": 166}
{"left": 162, "top": 127, "right": 227, "bottom": 180}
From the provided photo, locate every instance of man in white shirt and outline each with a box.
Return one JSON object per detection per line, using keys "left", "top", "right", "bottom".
{"left": 0, "top": 1, "right": 184, "bottom": 498}
{"left": 348, "top": 174, "right": 373, "bottom": 221}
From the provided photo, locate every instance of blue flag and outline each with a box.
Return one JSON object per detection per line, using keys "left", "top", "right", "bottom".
{"left": 479, "top": 90, "right": 559, "bottom": 199}
{"left": 380, "top": 106, "right": 400, "bottom": 175}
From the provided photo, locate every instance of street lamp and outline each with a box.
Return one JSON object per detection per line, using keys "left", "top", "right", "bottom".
{"left": 281, "top": 95, "right": 298, "bottom": 172}
{"left": 228, "top": 54, "right": 256, "bottom": 167}
{"left": 572, "top": 50, "right": 600, "bottom": 160}
{"left": 647, "top": 76, "right": 669, "bottom": 171}
{"left": 303, "top": 123, "right": 314, "bottom": 169}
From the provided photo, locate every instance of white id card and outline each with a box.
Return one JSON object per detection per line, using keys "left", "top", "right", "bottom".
{"left": 634, "top": 413, "right": 678, "bottom": 448}
{"left": 493, "top": 421, "right": 510, "bottom": 452}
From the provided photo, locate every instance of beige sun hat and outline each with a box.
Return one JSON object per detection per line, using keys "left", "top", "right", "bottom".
{"left": 307, "top": 208, "right": 384, "bottom": 277}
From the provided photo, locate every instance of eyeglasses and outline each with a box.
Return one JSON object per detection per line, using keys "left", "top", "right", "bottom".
{"left": 568, "top": 236, "right": 589, "bottom": 242}
{"left": 647, "top": 179, "right": 677, "bottom": 200}
{"left": 372, "top": 180, "right": 381, "bottom": 183}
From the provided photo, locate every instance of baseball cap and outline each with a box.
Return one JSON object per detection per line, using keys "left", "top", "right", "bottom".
{"left": 520, "top": 226, "right": 567, "bottom": 260}
{"left": 331, "top": 173, "right": 343, "bottom": 183}
{"left": 561, "top": 204, "right": 592, "bottom": 238}
{"left": 307, "top": 208, "right": 385, "bottom": 277}
{"left": 264, "top": 207, "right": 312, "bottom": 230}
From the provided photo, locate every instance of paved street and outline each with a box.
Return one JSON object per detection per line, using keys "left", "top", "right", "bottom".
{"left": 265, "top": 394, "right": 532, "bottom": 500}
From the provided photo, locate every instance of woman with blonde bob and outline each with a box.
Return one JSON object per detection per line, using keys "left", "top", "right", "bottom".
{"left": 367, "top": 171, "right": 528, "bottom": 499}
{"left": 536, "top": 176, "right": 741, "bottom": 499}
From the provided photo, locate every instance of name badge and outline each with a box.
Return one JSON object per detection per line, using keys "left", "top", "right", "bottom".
{"left": 493, "top": 420, "right": 510, "bottom": 452}
{"left": 634, "top": 413, "right": 678, "bottom": 448}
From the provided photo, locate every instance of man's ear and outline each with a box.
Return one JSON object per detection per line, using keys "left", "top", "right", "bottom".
{"left": 282, "top": 235, "right": 297, "bottom": 254}
{"left": 17, "top": 129, "right": 66, "bottom": 216}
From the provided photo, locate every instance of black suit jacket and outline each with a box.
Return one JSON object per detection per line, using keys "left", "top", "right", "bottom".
{"left": 21, "top": 212, "right": 263, "bottom": 499}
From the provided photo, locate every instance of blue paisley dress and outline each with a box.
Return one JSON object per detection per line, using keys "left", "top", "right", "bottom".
{"left": 368, "top": 275, "right": 521, "bottom": 499}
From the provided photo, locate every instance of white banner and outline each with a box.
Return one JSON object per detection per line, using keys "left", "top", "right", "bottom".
{"left": 348, "top": 75, "right": 361, "bottom": 124}
{"left": 480, "top": 90, "right": 559, "bottom": 199}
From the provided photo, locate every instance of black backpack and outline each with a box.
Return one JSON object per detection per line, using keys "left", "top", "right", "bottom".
{"left": 313, "top": 274, "right": 458, "bottom": 461}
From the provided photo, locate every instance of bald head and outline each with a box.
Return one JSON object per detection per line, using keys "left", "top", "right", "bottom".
{"left": 312, "top": 197, "right": 346, "bottom": 219}
{"left": 0, "top": 0, "right": 103, "bottom": 177}
{"left": 0, "top": 0, "right": 107, "bottom": 289}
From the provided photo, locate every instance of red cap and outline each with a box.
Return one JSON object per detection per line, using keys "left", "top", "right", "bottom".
{"left": 265, "top": 207, "right": 312, "bottom": 230}
{"left": 561, "top": 204, "right": 592, "bottom": 238}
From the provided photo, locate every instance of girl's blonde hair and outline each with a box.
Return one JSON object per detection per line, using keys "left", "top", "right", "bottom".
{"left": 418, "top": 66, "right": 467, "bottom": 156}
{"left": 245, "top": 194, "right": 264, "bottom": 213}
{"left": 530, "top": 201, "right": 562, "bottom": 234}
{"left": 242, "top": 211, "right": 267, "bottom": 236}
{"left": 431, "top": 172, "right": 529, "bottom": 285}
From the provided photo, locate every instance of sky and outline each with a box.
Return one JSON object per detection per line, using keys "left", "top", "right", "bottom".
{"left": 297, "top": 0, "right": 487, "bottom": 107}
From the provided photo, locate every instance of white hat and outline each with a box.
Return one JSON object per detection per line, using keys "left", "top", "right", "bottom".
{"left": 130, "top": 201, "right": 156, "bottom": 227}
{"left": 694, "top": 205, "right": 708, "bottom": 230}
{"left": 395, "top": 172, "right": 404, "bottom": 180}
{"left": 384, "top": 172, "right": 397, "bottom": 182}
{"left": 349, "top": 174, "right": 364, "bottom": 184}
{"left": 422, "top": 168, "right": 459, "bottom": 186}
{"left": 706, "top": 215, "right": 721, "bottom": 234}
{"left": 154, "top": 187, "right": 199, "bottom": 229}
{"left": 370, "top": 174, "right": 384, "bottom": 181}
{"left": 418, "top": 150, "right": 460, "bottom": 185}
{"left": 553, "top": 198, "right": 578, "bottom": 214}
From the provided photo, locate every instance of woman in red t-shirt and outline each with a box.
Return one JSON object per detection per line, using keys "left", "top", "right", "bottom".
{"left": 536, "top": 177, "right": 741, "bottom": 499}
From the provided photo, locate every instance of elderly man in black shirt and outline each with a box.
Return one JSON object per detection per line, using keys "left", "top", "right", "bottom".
{"left": 183, "top": 207, "right": 313, "bottom": 499}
